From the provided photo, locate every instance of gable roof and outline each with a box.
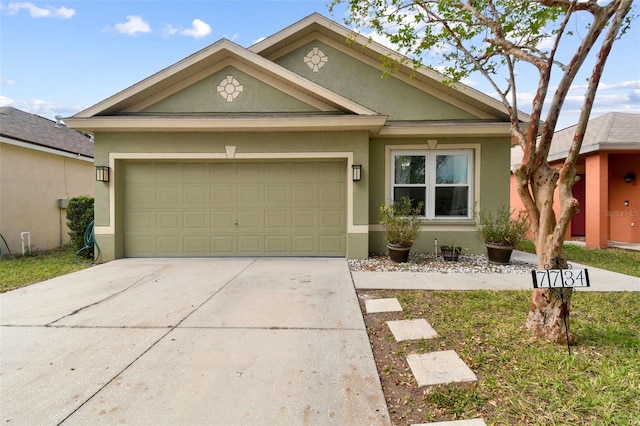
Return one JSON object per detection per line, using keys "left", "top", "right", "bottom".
{"left": 65, "top": 14, "right": 527, "bottom": 135}
{"left": 70, "top": 38, "right": 377, "bottom": 118}
{"left": 250, "top": 13, "right": 523, "bottom": 123}
{"left": 0, "top": 107, "right": 93, "bottom": 158}
{"left": 512, "top": 112, "right": 640, "bottom": 165}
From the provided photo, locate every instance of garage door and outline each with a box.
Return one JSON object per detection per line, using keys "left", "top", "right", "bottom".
{"left": 123, "top": 160, "right": 346, "bottom": 257}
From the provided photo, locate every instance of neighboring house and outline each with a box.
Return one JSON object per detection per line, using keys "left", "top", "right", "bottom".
{"left": 510, "top": 112, "right": 640, "bottom": 248}
{"left": 65, "top": 14, "right": 526, "bottom": 261}
{"left": 0, "top": 107, "right": 94, "bottom": 255}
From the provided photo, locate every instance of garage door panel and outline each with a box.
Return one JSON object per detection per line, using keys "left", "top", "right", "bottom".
{"left": 318, "top": 161, "right": 345, "bottom": 182}
{"left": 155, "top": 163, "right": 181, "bottom": 183}
{"left": 184, "top": 211, "right": 209, "bottom": 230}
{"left": 264, "top": 185, "right": 289, "bottom": 205}
{"left": 124, "top": 160, "right": 346, "bottom": 257}
{"left": 318, "top": 235, "right": 345, "bottom": 255}
{"left": 292, "top": 185, "right": 317, "bottom": 204}
{"left": 184, "top": 236, "right": 209, "bottom": 255}
{"left": 126, "top": 186, "right": 155, "bottom": 205}
{"left": 211, "top": 186, "right": 234, "bottom": 205}
{"left": 157, "top": 236, "right": 181, "bottom": 255}
{"left": 211, "top": 235, "right": 236, "bottom": 254}
{"left": 126, "top": 235, "right": 155, "bottom": 256}
{"left": 156, "top": 187, "right": 181, "bottom": 205}
{"left": 125, "top": 211, "right": 155, "bottom": 231}
{"left": 236, "top": 163, "right": 262, "bottom": 182}
{"left": 319, "top": 184, "right": 345, "bottom": 205}
{"left": 291, "top": 235, "right": 315, "bottom": 254}
{"left": 237, "top": 211, "right": 262, "bottom": 229}
{"left": 265, "top": 236, "right": 289, "bottom": 254}
{"left": 237, "top": 236, "right": 262, "bottom": 254}
{"left": 264, "top": 163, "right": 291, "bottom": 182}
{"left": 237, "top": 186, "right": 263, "bottom": 205}
{"left": 183, "top": 186, "right": 209, "bottom": 206}
{"left": 183, "top": 163, "right": 210, "bottom": 182}
{"left": 319, "top": 210, "right": 344, "bottom": 230}
{"left": 265, "top": 211, "right": 290, "bottom": 229}
{"left": 156, "top": 212, "right": 180, "bottom": 230}
{"left": 211, "top": 211, "right": 234, "bottom": 229}
{"left": 291, "top": 211, "right": 316, "bottom": 228}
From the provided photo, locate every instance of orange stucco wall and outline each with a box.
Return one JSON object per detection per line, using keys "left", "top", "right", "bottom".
{"left": 510, "top": 151, "right": 640, "bottom": 248}
{"left": 607, "top": 153, "right": 640, "bottom": 244}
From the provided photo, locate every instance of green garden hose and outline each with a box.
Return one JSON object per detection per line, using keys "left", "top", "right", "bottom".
{"left": 74, "top": 220, "right": 101, "bottom": 265}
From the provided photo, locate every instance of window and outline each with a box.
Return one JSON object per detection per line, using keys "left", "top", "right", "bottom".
{"left": 391, "top": 150, "right": 473, "bottom": 219}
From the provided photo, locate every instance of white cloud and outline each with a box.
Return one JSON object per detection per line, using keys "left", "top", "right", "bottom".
{"left": 0, "top": 96, "right": 83, "bottom": 120}
{"left": 3, "top": 2, "right": 75, "bottom": 19}
{"left": 114, "top": 15, "right": 151, "bottom": 36}
{"left": 162, "top": 23, "right": 178, "bottom": 37}
{"left": 1, "top": 78, "right": 16, "bottom": 85}
{"left": 180, "top": 19, "right": 211, "bottom": 39}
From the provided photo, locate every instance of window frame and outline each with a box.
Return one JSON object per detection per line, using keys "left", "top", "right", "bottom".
{"left": 390, "top": 149, "right": 474, "bottom": 220}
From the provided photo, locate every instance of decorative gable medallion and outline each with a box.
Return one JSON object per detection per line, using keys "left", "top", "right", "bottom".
{"left": 304, "top": 47, "right": 328, "bottom": 72}
{"left": 217, "top": 75, "right": 244, "bottom": 102}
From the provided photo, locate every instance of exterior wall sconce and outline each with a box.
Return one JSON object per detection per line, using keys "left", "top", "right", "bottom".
{"left": 624, "top": 172, "right": 636, "bottom": 184}
{"left": 352, "top": 164, "right": 362, "bottom": 182}
{"left": 95, "top": 166, "right": 110, "bottom": 182}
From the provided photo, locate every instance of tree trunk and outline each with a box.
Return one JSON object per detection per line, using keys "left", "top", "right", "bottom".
{"left": 517, "top": 165, "right": 576, "bottom": 344}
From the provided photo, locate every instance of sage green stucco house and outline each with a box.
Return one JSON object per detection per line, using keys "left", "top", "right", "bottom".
{"left": 66, "top": 14, "right": 522, "bottom": 261}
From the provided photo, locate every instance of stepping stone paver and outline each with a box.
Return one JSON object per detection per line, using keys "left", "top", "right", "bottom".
{"left": 407, "top": 350, "right": 477, "bottom": 387}
{"left": 365, "top": 298, "right": 403, "bottom": 313}
{"left": 387, "top": 319, "right": 438, "bottom": 341}
{"left": 412, "top": 419, "right": 487, "bottom": 426}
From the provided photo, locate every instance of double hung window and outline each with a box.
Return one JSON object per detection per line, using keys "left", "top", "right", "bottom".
{"left": 391, "top": 150, "right": 473, "bottom": 219}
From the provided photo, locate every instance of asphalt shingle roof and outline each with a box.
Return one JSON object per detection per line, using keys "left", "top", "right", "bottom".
{"left": 0, "top": 106, "right": 94, "bottom": 158}
{"left": 512, "top": 112, "right": 640, "bottom": 165}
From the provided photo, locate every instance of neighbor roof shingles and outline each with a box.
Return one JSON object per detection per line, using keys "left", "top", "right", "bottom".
{"left": 0, "top": 106, "right": 94, "bottom": 158}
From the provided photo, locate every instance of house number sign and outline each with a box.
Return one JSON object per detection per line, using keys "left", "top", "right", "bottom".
{"left": 531, "top": 268, "right": 590, "bottom": 288}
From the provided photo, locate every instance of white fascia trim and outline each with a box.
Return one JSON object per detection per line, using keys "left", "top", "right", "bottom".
{"left": 94, "top": 151, "right": 368, "bottom": 236}
{"left": 0, "top": 136, "right": 94, "bottom": 162}
{"left": 64, "top": 115, "right": 387, "bottom": 133}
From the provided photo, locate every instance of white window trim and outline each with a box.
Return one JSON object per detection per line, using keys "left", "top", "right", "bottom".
{"left": 385, "top": 143, "right": 481, "bottom": 221}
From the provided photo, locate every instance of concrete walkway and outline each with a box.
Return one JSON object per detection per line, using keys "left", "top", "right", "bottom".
{"left": 353, "top": 251, "right": 640, "bottom": 291}
{"left": 0, "top": 258, "right": 389, "bottom": 425}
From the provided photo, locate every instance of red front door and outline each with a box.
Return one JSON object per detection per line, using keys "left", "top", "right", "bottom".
{"left": 571, "top": 174, "right": 586, "bottom": 236}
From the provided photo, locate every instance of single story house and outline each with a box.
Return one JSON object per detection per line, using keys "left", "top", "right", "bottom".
{"left": 66, "top": 13, "right": 524, "bottom": 261}
{"left": 510, "top": 112, "right": 640, "bottom": 248}
{"left": 0, "top": 107, "right": 94, "bottom": 255}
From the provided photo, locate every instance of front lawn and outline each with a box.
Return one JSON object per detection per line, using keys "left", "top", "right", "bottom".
{"left": 361, "top": 289, "right": 640, "bottom": 425}
{"left": 0, "top": 245, "right": 89, "bottom": 293}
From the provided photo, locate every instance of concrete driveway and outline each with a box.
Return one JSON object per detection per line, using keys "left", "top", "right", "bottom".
{"left": 1, "top": 258, "right": 390, "bottom": 425}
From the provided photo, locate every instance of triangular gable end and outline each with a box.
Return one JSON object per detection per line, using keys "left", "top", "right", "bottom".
{"left": 70, "top": 39, "right": 377, "bottom": 119}
{"left": 251, "top": 13, "right": 531, "bottom": 124}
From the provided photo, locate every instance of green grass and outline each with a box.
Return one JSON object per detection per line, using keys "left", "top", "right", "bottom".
{"left": 368, "top": 289, "right": 640, "bottom": 425}
{"left": 0, "top": 245, "right": 90, "bottom": 293}
{"left": 518, "top": 240, "right": 640, "bottom": 278}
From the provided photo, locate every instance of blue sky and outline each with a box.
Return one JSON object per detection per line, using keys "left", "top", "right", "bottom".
{"left": 1, "top": 0, "right": 639, "bottom": 129}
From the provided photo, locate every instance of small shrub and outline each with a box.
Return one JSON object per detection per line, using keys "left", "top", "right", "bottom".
{"left": 379, "top": 197, "right": 424, "bottom": 247}
{"left": 67, "top": 196, "right": 94, "bottom": 258}
{"left": 476, "top": 205, "right": 529, "bottom": 247}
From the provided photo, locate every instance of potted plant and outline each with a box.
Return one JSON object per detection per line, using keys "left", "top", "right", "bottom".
{"left": 476, "top": 205, "right": 529, "bottom": 265}
{"left": 439, "top": 242, "right": 462, "bottom": 261}
{"left": 379, "top": 197, "right": 424, "bottom": 263}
